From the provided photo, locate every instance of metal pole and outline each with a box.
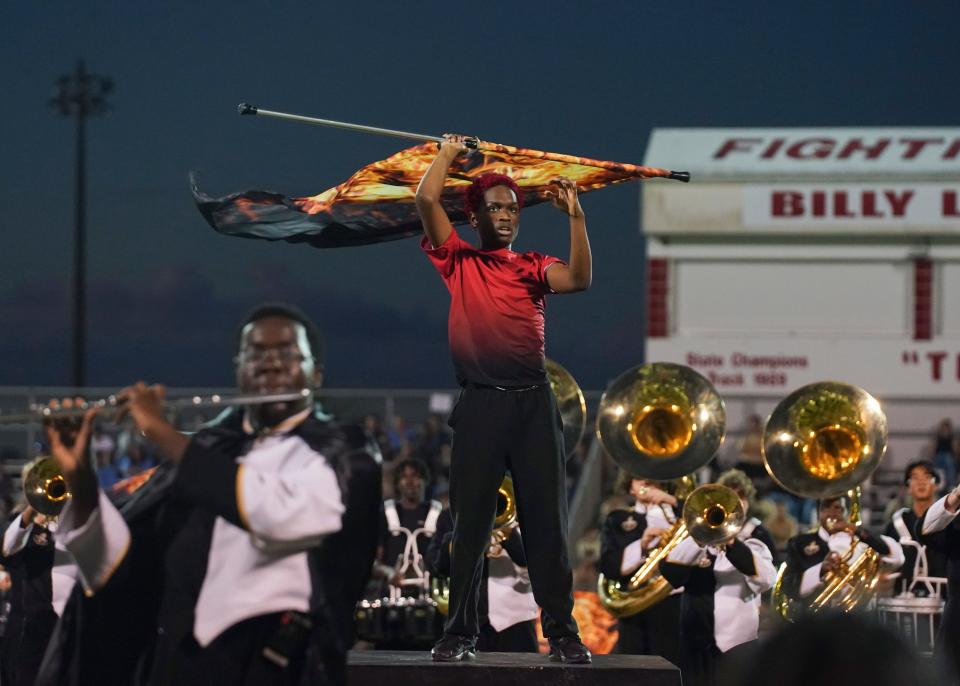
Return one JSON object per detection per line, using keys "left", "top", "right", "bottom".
{"left": 74, "top": 63, "right": 87, "bottom": 387}
{"left": 238, "top": 103, "right": 477, "bottom": 148}
{"left": 51, "top": 60, "right": 112, "bottom": 389}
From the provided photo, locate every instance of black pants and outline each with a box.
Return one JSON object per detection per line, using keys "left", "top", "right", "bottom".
{"left": 444, "top": 383, "right": 577, "bottom": 641}
{"left": 477, "top": 619, "right": 539, "bottom": 653}
{"left": 614, "top": 593, "right": 681, "bottom": 666}
{"left": 153, "top": 613, "right": 335, "bottom": 686}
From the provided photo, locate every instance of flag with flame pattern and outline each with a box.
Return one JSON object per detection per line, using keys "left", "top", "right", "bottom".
{"left": 192, "top": 141, "right": 684, "bottom": 248}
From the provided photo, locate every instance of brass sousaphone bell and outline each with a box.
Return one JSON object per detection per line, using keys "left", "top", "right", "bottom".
{"left": 764, "top": 382, "right": 888, "bottom": 619}
{"left": 546, "top": 358, "right": 587, "bottom": 460}
{"left": 762, "top": 381, "right": 886, "bottom": 500}
{"left": 596, "top": 363, "right": 726, "bottom": 617}
{"left": 596, "top": 363, "right": 725, "bottom": 481}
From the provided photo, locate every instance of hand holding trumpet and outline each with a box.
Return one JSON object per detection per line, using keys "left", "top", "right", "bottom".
{"left": 44, "top": 400, "right": 100, "bottom": 527}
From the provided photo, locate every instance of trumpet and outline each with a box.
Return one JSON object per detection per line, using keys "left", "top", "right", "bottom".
{"left": 0, "top": 389, "right": 313, "bottom": 425}
{"left": 23, "top": 456, "right": 70, "bottom": 517}
{"left": 682, "top": 483, "right": 746, "bottom": 548}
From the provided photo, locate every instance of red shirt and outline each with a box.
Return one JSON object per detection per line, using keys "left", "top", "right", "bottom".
{"left": 422, "top": 229, "right": 564, "bottom": 386}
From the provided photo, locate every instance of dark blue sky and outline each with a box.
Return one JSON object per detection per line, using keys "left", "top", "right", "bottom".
{"left": 3, "top": 2, "right": 959, "bottom": 389}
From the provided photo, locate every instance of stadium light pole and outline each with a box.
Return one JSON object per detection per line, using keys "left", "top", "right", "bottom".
{"left": 50, "top": 60, "right": 112, "bottom": 388}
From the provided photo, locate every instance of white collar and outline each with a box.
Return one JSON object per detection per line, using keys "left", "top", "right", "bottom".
{"left": 242, "top": 406, "right": 312, "bottom": 437}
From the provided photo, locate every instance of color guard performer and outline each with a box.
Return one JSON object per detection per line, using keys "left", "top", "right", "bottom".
{"left": 416, "top": 135, "right": 592, "bottom": 663}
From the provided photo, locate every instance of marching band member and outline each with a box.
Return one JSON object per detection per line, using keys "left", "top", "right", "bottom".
{"left": 370, "top": 457, "right": 443, "bottom": 649}
{"left": 426, "top": 508, "right": 539, "bottom": 653}
{"left": 885, "top": 460, "right": 947, "bottom": 595}
{"left": 598, "top": 472, "right": 681, "bottom": 664}
{"left": 0, "top": 503, "right": 78, "bottom": 686}
{"left": 416, "top": 136, "right": 592, "bottom": 663}
{"left": 659, "top": 482, "right": 778, "bottom": 686}
{"left": 374, "top": 458, "right": 442, "bottom": 592}
{"left": 715, "top": 469, "right": 779, "bottom": 564}
{"left": 918, "top": 479, "right": 960, "bottom": 681}
{"left": 783, "top": 496, "right": 903, "bottom": 608}
{"left": 36, "top": 303, "right": 382, "bottom": 686}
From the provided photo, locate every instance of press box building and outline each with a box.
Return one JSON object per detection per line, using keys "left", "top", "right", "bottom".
{"left": 642, "top": 128, "right": 960, "bottom": 477}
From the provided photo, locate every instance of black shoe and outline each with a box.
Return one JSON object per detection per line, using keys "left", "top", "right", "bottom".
{"left": 548, "top": 635, "right": 592, "bottom": 664}
{"left": 431, "top": 634, "right": 477, "bottom": 662}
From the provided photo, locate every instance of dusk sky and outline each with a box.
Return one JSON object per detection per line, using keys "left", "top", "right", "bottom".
{"left": 3, "top": 2, "right": 959, "bottom": 390}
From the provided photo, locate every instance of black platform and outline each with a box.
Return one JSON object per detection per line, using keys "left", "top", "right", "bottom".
{"left": 347, "top": 650, "right": 681, "bottom": 685}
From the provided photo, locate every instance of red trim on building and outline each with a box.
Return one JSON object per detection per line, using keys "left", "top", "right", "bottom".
{"left": 647, "top": 258, "right": 669, "bottom": 338}
{"left": 913, "top": 258, "right": 933, "bottom": 341}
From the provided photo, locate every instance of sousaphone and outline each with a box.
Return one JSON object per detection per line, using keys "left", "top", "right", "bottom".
{"left": 597, "top": 363, "right": 726, "bottom": 616}
{"left": 764, "top": 382, "right": 888, "bottom": 619}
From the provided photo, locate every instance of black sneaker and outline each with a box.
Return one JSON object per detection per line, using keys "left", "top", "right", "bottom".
{"left": 431, "top": 634, "right": 477, "bottom": 662}
{"left": 547, "top": 635, "right": 592, "bottom": 664}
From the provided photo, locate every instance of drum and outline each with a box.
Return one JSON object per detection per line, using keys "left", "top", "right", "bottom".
{"left": 355, "top": 596, "right": 440, "bottom": 646}
{"left": 355, "top": 598, "right": 387, "bottom": 643}
{"left": 877, "top": 594, "right": 944, "bottom": 656}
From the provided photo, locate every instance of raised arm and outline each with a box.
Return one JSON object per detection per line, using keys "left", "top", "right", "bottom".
{"left": 415, "top": 135, "right": 468, "bottom": 248}
{"left": 545, "top": 178, "right": 592, "bottom": 293}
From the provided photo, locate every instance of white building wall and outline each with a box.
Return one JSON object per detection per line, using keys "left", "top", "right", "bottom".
{"left": 642, "top": 127, "right": 960, "bottom": 476}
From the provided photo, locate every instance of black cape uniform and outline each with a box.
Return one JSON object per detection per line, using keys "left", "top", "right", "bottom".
{"left": 598, "top": 507, "right": 682, "bottom": 664}
{"left": 35, "top": 407, "right": 381, "bottom": 686}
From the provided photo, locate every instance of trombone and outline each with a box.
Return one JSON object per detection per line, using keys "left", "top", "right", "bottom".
{"left": 682, "top": 483, "right": 746, "bottom": 548}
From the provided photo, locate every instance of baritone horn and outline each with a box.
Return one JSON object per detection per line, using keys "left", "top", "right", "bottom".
{"left": 763, "top": 382, "right": 888, "bottom": 619}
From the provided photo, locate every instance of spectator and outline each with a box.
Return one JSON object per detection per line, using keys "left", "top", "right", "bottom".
{"left": 363, "top": 414, "right": 393, "bottom": 462}
{"left": 413, "top": 414, "right": 452, "bottom": 495}
{"left": 927, "top": 419, "right": 958, "bottom": 493}
{"left": 765, "top": 500, "right": 799, "bottom": 554}
{"left": 733, "top": 414, "right": 766, "bottom": 482}
{"left": 386, "top": 415, "right": 417, "bottom": 460}
{"left": 90, "top": 428, "right": 115, "bottom": 469}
